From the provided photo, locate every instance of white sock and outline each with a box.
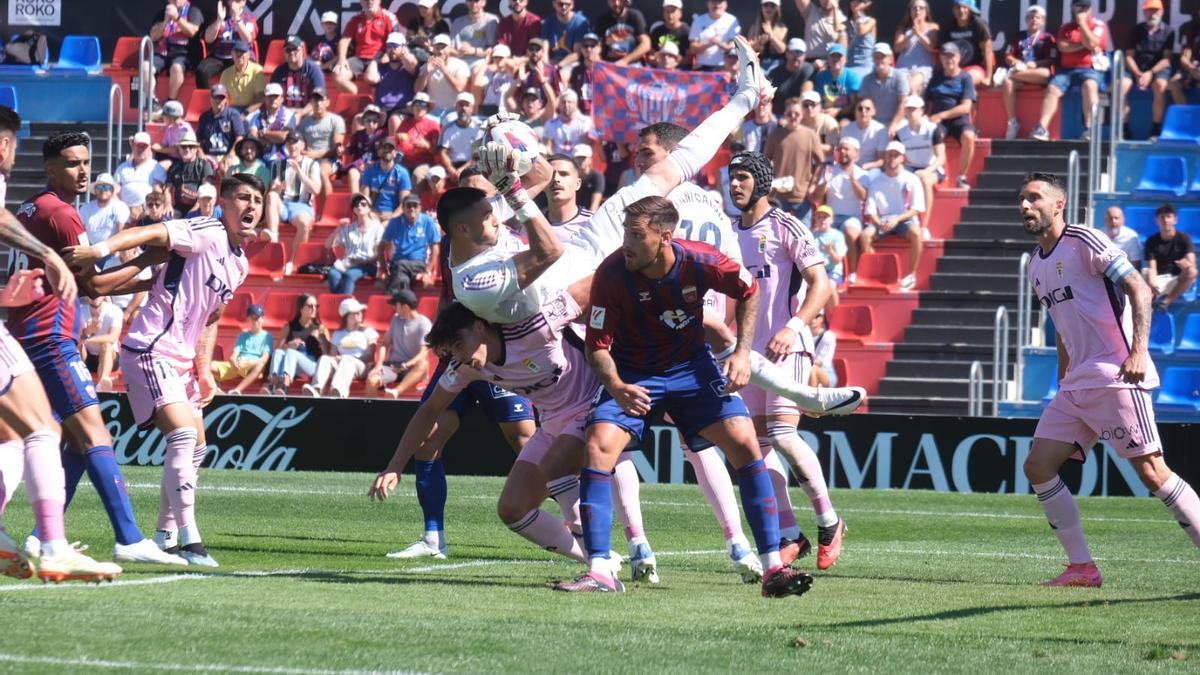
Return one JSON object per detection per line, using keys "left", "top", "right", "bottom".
{"left": 423, "top": 529, "right": 444, "bottom": 548}
{"left": 762, "top": 550, "right": 782, "bottom": 572}
{"left": 42, "top": 539, "right": 71, "bottom": 557}
{"left": 767, "top": 423, "right": 838, "bottom": 528}
{"left": 589, "top": 555, "right": 611, "bottom": 575}
{"left": 749, "top": 351, "right": 824, "bottom": 408}
{"left": 180, "top": 523, "right": 202, "bottom": 546}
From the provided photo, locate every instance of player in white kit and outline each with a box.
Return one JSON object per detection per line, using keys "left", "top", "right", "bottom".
{"left": 1019, "top": 172, "right": 1200, "bottom": 587}
{"left": 64, "top": 174, "right": 266, "bottom": 568}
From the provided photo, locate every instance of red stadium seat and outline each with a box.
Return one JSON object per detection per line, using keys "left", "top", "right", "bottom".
{"left": 262, "top": 39, "right": 286, "bottom": 75}
{"left": 262, "top": 291, "right": 300, "bottom": 331}
{"left": 317, "top": 293, "right": 352, "bottom": 328}
{"left": 332, "top": 93, "right": 372, "bottom": 121}
{"left": 834, "top": 357, "right": 850, "bottom": 387}
{"left": 246, "top": 241, "right": 287, "bottom": 281}
{"left": 184, "top": 89, "right": 210, "bottom": 124}
{"left": 829, "top": 305, "right": 875, "bottom": 345}
{"left": 319, "top": 191, "right": 353, "bottom": 225}
{"left": 212, "top": 344, "right": 226, "bottom": 363}
{"left": 854, "top": 253, "right": 901, "bottom": 291}
{"left": 291, "top": 241, "right": 333, "bottom": 278}
{"left": 108, "top": 36, "right": 142, "bottom": 73}
{"left": 417, "top": 292, "right": 439, "bottom": 321}
{"left": 219, "top": 291, "right": 256, "bottom": 328}
{"left": 366, "top": 294, "right": 394, "bottom": 332}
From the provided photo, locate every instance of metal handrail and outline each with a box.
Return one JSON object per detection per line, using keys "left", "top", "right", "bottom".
{"left": 1066, "top": 150, "right": 1080, "bottom": 224}
{"left": 1015, "top": 252, "right": 1032, "bottom": 400}
{"left": 1087, "top": 99, "right": 1101, "bottom": 226}
{"left": 1109, "top": 49, "right": 1124, "bottom": 191}
{"left": 992, "top": 306, "right": 1009, "bottom": 416}
{"left": 106, "top": 84, "right": 124, "bottom": 175}
{"left": 137, "top": 36, "right": 154, "bottom": 132}
{"left": 967, "top": 360, "right": 984, "bottom": 417}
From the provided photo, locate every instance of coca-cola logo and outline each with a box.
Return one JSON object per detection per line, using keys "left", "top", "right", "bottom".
{"left": 100, "top": 400, "right": 310, "bottom": 471}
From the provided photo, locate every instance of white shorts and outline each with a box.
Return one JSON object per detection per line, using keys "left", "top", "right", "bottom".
{"left": 514, "top": 401, "right": 591, "bottom": 467}
{"left": 378, "top": 363, "right": 413, "bottom": 386}
{"left": 740, "top": 351, "right": 811, "bottom": 417}
{"left": 119, "top": 349, "right": 201, "bottom": 428}
{"left": 0, "top": 324, "right": 34, "bottom": 397}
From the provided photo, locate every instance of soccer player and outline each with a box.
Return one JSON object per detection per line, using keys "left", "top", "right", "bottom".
{"left": 64, "top": 174, "right": 267, "bottom": 568}
{"left": 728, "top": 151, "right": 847, "bottom": 570}
{"left": 9, "top": 131, "right": 184, "bottom": 566}
{"left": 1019, "top": 172, "right": 1200, "bottom": 587}
{"left": 561, "top": 194, "right": 814, "bottom": 597}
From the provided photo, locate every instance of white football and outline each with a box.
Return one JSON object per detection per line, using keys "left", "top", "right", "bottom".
{"left": 482, "top": 119, "right": 541, "bottom": 175}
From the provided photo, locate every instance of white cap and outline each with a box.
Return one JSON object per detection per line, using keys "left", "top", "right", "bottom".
{"left": 264, "top": 82, "right": 284, "bottom": 97}
{"left": 456, "top": 91, "right": 475, "bottom": 105}
{"left": 492, "top": 44, "right": 512, "bottom": 58}
{"left": 428, "top": 165, "right": 447, "bottom": 179}
{"left": 412, "top": 92, "right": 431, "bottom": 105}
{"left": 904, "top": 95, "right": 925, "bottom": 109}
{"left": 419, "top": 0, "right": 438, "bottom": 6}
{"left": 1026, "top": 4, "right": 1046, "bottom": 15}
{"left": 885, "top": 140, "right": 906, "bottom": 155}
{"left": 572, "top": 144, "right": 593, "bottom": 158}
{"left": 787, "top": 38, "right": 806, "bottom": 53}
{"left": 197, "top": 183, "right": 218, "bottom": 199}
{"left": 662, "top": 0, "right": 682, "bottom": 7}
{"left": 338, "top": 297, "right": 367, "bottom": 316}
{"left": 131, "top": 131, "right": 152, "bottom": 146}
{"left": 801, "top": 90, "right": 821, "bottom": 104}
{"left": 872, "top": 43, "right": 893, "bottom": 56}
{"left": 659, "top": 41, "right": 680, "bottom": 57}
{"left": 386, "top": 32, "right": 406, "bottom": 47}
{"left": 762, "top": 0, "right": 781, "bottom": 4}
{"left": 320, "top": 11, "right": 338, "bottom": 24}
{"left": 837, "top": 136, "right": 860, "bottom": 149}
{"left": 93, "top": 172, "right": 117, "bottom": 188}
{"left": 432, "top": 34, "right": 452, "bottom": 46}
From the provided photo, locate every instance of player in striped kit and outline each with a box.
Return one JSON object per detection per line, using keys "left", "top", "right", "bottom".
{"left": 1019, "top": 172, "right": 1200, "bottom": 587}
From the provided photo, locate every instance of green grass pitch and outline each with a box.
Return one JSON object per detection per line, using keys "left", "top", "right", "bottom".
{"left": 0, "top": 467, "right": 1195, "bottom": 674}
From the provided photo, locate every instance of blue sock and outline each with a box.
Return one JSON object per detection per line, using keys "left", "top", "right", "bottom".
{"left": 580, "top": 468, "right": 614, "bottom": 561}
{"left": 737, "top": 460, "right": 781, "bottom": 556}
{"left": 32, "top": 449, "right": 88, "bottom": 541}
{"left": 83, "top": 446, "right": 143, "bottom": 545}
{"left": 413, "top": 459, "right": 447, "bottom": 533}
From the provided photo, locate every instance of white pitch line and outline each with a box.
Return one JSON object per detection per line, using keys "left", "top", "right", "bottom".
{"left": 404, "top": 560, "right": 510, "bottom": 574}
{"left": 0, "top": 653, "right": 417, "bottom": 674}
{"left": 0, "top": 574, "right": 206, "bottom": 592}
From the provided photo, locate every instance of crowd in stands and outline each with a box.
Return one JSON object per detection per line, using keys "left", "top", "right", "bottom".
{"left": 83, "top": 0, "right": 1198, "bottom": 397}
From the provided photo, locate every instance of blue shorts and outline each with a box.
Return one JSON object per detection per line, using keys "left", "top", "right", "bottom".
{"left": 280, "top": 200, "right": 314, "bottom": 223}
{"left": 421, "top": 359, "right": 535, "bottom": 424}
{"left": 1050, "top": 67, "right": 1104, "bottom": 93}
{"left": 587, "top": 354, "right": 750, "bottom": 449}
{"left": 21, "top": 335, "right": 98, "bottom": 422}
{"left": 872, "top": 217, "right": 918, "bottom": 238}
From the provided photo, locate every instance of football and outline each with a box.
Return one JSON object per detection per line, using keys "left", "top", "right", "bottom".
{"left": 480, "top": 119, "right": 542, "bottom": 175}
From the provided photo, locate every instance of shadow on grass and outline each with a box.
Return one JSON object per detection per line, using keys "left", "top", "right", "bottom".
{"left": 193, "top": 567, "right": 556, "bottom": 590}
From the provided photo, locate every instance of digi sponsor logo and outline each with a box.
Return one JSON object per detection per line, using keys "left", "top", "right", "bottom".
{"left": 1038, "top": 285, "right": 1074, "bottom": 308}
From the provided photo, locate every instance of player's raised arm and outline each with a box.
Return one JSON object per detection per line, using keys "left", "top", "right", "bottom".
{"left": 476, "top": 142, "right": 563, "bottom": 289}
{"left": 0, "top": 208, "right": 76, "bottom": 304}
{"left": 62, "top": 223, "right": 172, "bottom": 270}
{"left": 80, "top": 247, "right": 170, "bottom": 298}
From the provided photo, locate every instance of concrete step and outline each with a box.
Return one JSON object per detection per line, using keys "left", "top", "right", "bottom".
{"left": 909, "top": 306, "right": 1017, "bottom": 328}
{"left": 892, "top": 341, "right": 1017, "bottom": 360}
{"left": 884, "top": 358, "right": 1013, "bottom": 380}
{"left": 927, "top": 271, "right": 1020, "bottom": 294}
{"left": 864, "top": 395, "right": 973, "bottom": 416}
{"left": 876, "top": 376, "right": 996, "bottom": 399}
{"left": 902, "top": 324, "right": 1020, "bottom": 346}
{"left": 935, "top": 255, "right": 1024, "bottom": 275}
{"left": 977, "top": 170, "right": 1091, "bottom": 190}
{"left": 943, "top": 239, "right": 1039, "bottom": 257}
{"left": 914, "top": 289, "right": 1022, "bottom": 309}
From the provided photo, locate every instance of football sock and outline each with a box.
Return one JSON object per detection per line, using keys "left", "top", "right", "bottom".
{"left": 580, "top": 468, "right": 614, "bottom": 565}
{"left": 180, "top": 523, "right": 202, "bottom": 547}
{"left": 506, "top": 508, "right": 587, "bottom": 563}
{"left": 667, "top": 87, "right": 756, "bottom": 180}
{"left": 60, "top": 447, "right": 86, "bottom": 507}
{"left": 1033, "top": 477, "right": 1092, "bottom": 564}
{"left": 162, "top": 427, "right": 199, "bottom": 531}
{"left": 0, "top": 439, "right": 23, "bottom": 516}
{"left": 762, "top": 444, "right": 801, "bottom": 540}
{"left": 545, "top": 474, "right": 581, "bottom": 535}
{"left": 689, "top": 447, "right": 746, "bottom": 541}
{"left": 612, "top": 452, "right": 644, "bottom": 540}
{"left": 413, "top": 459, "right": 447, "bottom": 536}
{"left": 767, "top": 423, "right": 837, "bottom": 528}
{"left": 81, "top": 445, "right": 143, "bottom": 545}
{"left": 735, "top": 459, "right": 781, "bottom": 560}
{"left": 1154, "top": 473, "right": 1200, "bottom": 548}
{"left": 748, "top": 351, "right": 825, "bottom": 410}
{"left": 23, "top": 430, "right": 65, "bottom": 544}
{"left": 156, "top": 481, "right": 176, "bottom": 533}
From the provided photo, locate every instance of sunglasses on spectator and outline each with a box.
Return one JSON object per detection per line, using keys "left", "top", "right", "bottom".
{"left": 95, "top": 185, "right": 113, "bottom": 192}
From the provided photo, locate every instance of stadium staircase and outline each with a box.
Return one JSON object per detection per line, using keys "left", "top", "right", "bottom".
{"left": 4, "top": 122, "right": 116, "bottom": 210}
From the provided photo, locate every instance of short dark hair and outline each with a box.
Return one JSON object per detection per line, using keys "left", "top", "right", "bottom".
{"left": 1156, "top": 203, "right": 1177, "bottom": 217}
{"left": 221, "top": 173, "right": 266, "bottom": 198}
{"left": 547, "top": 153, "right": 578, "bottom": 174}
{"left": 0, "top": 105, "right": 20, "bottom": 136}
{"left": 437, "top": 187, "right": 488, "bottom": 231}
{"left": 143, "top": 191, "right": 165, "bottom": 206}
{"left": 1021, "top": 171, "right": 1065, "bottom": 197}
{"left": 638, "top": 122, "right": 687, "bottom": 151}
{"left": 351, "top": 193, "right": 372, "bottom": 208}
{"left": 426, "top": 301, "right": 483, "bottom": 353}
{"left": 624, "top": 195, "right": 679, "bottom": 233}
{"left": 458, "top": 166, "right": 484, "bottom": 181}
{"left": 43, "top": 130, "right": 90, "bottom": 161}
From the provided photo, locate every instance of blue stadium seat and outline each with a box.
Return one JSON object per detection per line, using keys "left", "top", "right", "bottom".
{"left": 1150, "top": 311, "right": 1176, "bottom": 355}
{"left": 51, "top": 35, "right": 102, "bottom": 74}
{"left": 1155, "top": 367, "right": 1200, "bottom": 410}
{"left": 1123, "top": 205, "right": 1159, "bottom": 240}
{"left": 1157, "top": 105, "right": 1200, "bottom": 145}
{"left": 1175, "top": 312, "right": 1200, "bottom": 355}
{"left": 1133, "top": 155, "right": 1188, "bottom": 198}
{"left": 1179, "top": 208, "right": 1200, "bottom": 241}
{"left": 1189, "top": 164, "right": 1200, "bottom": 199}
{"left": 0, "top": 86, "right": 15, "bottom": 112}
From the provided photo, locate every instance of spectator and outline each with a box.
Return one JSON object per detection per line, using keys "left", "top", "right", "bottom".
{"left": 858, "top": 43, "right": 910, "bottom": 135}
{"left": 687, "top": 0, "right": 740, "bottom": 73}
{"left": 408, "top": 0, "right": 450, "bottom": 41}
{"left": 545, "top": 153, "right": 589, "bottom": 232}
{"left": 272, "top": 35, "right": 327, "bottom": 113}
{"left": 845, "top": 0, "right": 877, "bottom": 79}
{"left": 926, "top": 43, "right": 977, "bottom": 189}
{"left": 1104, "top": 205, "right": 1143, "bottom": 267}
{"left": 380, "top": 194, "right": 440, "bottom": 294}
{"left": 296, "top": 88, "right": 346, "bottom": 196}
{"left": 266, "top": 294, "right": 331, "bottom": 394}
{"left": 740, "top": 98, "right": 778, "bottom": 154}
{"left": 897, "top": 95, "right": 946, "bottom": 239}
{"left": 198, "top": 0, "right": 258, "bottom": 89}
{"left": 418, "top": 34, "right": 471, "bottom": 114}
{"left": 186, "top": 183, "right": 221, "bottom": 219}
{"left": 542, "top": 0, "right": 592, "bottom": 65}
{"left": 765, "top": 96, "right": 824, "bottom": 223}
{"left": 114, "top": 132, "right": 168, "bottom": 214}
{"left": 80, "top": 174, "right": 130, "bottom": 265}
{"left": 153, "top": 100, "right": 192, "bottom": 161}
{"left": 366, "top": 290, "right": 432, "bottom": 398}
{"left": 167, "top": 131, "right": 213, "bottom": 215}
{"left": 219, "top": 41, "right": 265, "bottom": 113}
{"left": 246, "top": 83, "right": 296, "bottom": 175}
{"left": 1169, "top": 6, "right": 1200, "bottom": 104}
{"left": 794, "top": 0, "right": 847, "bottom": 68}
{"left": 78, "top": 295, "right": 122, "bottom": 393}
{"left": 104, "top": 246, "right": 152, "bottom": 327}
{"left": 651, "top": 0, "right": 690, "bottom": 58}
{"left": 512, "top": 86, "right": 554, "bottom": 138}
{"left": 230, "top": 137, "right": 272, "bottom": 188}
{"left": 306, "top": 298, "right": 379, "bottom": 399}
{"left": 814, "top": 137, "right": 868, "bottom": 283}
{"left": 813, "top": 44, "right": 861, "bottom": 119}
{"left": 998, "top": 5, "right": 1056, "bottom": 140}
{"left": 769, "top": 39, "right": 816, "bottom": 117}
{"left": 1031, "top": 1, "right": 1110, "bottom": 141}
{"left": 499, "top": 0, "right": 543, "bottom": 55}
{"left": 1122, "top": 0, "right": 1175, "bottom": 139}
{"left": 941, "top": 0, "right": 993, "bottom": 87}
{"left": 894, "top": 0, "right": 939, "bottom": 94}
{"left": 326, "top": 194, "right": 384, "bottom": 294}
{"left": 211, "top": 304, "right": 274, "bottom": 395}
{"left": 343, "top": 104, "right": 388, "bottom": 196}
{"left": 861, "top": 140, "right": 924, "bottom": 290}
{"left": 313, "top": 11, "right": 342, "bottom": 72}
{"left": 811, "top": 204, "right": 847, "bottom": 290}
{"left": 746, "top": 0, "right": 788, "bottom": 74}
{"left": 276, "top": 133, "right": 321, "bottom": 274}
{"left": 571, "top": 144, "right": 605, "bottom": 212}
{"left": 595, "top": 0, "right": 651, "bottom": 65}
{"left": 799, "top": 90, "right": 840, "bottom": 158}
{"left": 810, "top": 313, "right": 838, "bottom": 386}
{"left": 514, "top": 38, "right": 558, "bottom": 98}
{"left": 135, "top": 189, "right": 172, "bottom": 228}
{"left": 419, "top": 166, "right": 448, "bottom": 213}
{"left": 197, "top": 84, "right": 246, "bottom": 172}
{"left": 438, "top": 93, "right": 482, "bottom": 182}
{"left": 841, "top": 97, "right": 886, "bottom": 171}
{"left": 565, "top": 33, "right": 600, "bottom": 113}
{"left": 654, "top": 40, "right": 683, "bottom": 70}
{"left": 333, "top": 0, "right": 401, "bottom": 95}
{"left": 148, "top": 0, "right": 202, "bottom": 102}
{"left": 360, "top": 138, "right": 413, "bottom": 220}
{"left": 471, "top": 44, "right": 517, "bottom": 116}
{"left": 395, "top": 93, "right": 442, "bottom": 172}
{"left": 451, "top": 0, "right": 500, "bottom": 67}
{"left": 544, "top": 90, "right": 594, "bottom": 154}
{"left": 1145, "top": 203, "right": 1197, "bottom": 309}
{"left": 366, "top": 32, "right": 419, "bottom": 119}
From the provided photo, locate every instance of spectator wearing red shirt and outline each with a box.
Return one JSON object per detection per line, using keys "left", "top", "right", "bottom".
{"left": 997, "top": 5, "right": 1056, "bottom": 140}
{"left": 1031, "top": 0, "right": 1109, "bottom": 141}
{"left": 333, "top": 0, "right": 401, "bottom": 95}
{"left": 418, "top": 165, "right": 447, "bottom": 213}
{"left": 197, "top": 0, "right": 258, "bottom": 89}
{"left": 498, "top": 0, "right": 544, "bottom": 54}
{"left": 396, "top": 92, "right": 442, "bottom": 171}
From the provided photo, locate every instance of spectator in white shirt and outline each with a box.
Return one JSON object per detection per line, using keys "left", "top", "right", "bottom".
{"left": 862, "top": 140, "right": 925, "bottom": 291}
{"left": 840, "top": 97, "right": 887, "bottom": 171}
{"left": 543, "top": 89, "right": 594, "bottom": 154}
{"left": 78, "top": 295, "right": 123, "bottom": 393}
{"left": 306, "top": 298, "right": 380, "bottom": 398}
{"left": 275, "top": 132, "right": 322, "bottom": 274}
{"left": 1105, "top": 205, "right": 1144, "bottom": 267}
{"left": 113, "top": 132, "right": 168, "bottom": 218}
{"left": 896, "top": 95, "right": 945, "bottom": 240}
{"left": 814, "top": 137, "right": 869, "bottom": 283}
{"left": 810, "top": 312, "right": 839, "bottom": 387}
{"left": 436, "top": 92, "right": 482, "bottom": 182}
{"left": 419, "top": 34, "right": 471, "bottom": 114}
{"left": 325, "top": 193, "right": 384, "bottom": 294}
{"left": 79, "top": 173, "right": 130, "bottom": 267}
{"left": 688, "top": 0, "right": 741, "bottom": 72}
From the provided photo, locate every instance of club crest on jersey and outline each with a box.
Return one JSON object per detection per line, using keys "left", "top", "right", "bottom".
{"left": 590, "top": 306, "right": 606, "bottom": 329}
{"left": 1056, "top": 261, "right": 1064, "bottom": 278}
{"left": 682, "top": 286, "right": 698, "bottom": 303}
{"left": 522, "top": 358, "right": 541, "bottom": 373}
{"left": 638, "top": 291, "right": 651, "bottom": 302}
{"left": 16, "top": 203, "right": 35, "bottom": 218}
{"left": 758, "top": 235, "right": 767, "bottom": 252}
{"left": 659, "top": 309, "right": 694, "bottom": 330}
